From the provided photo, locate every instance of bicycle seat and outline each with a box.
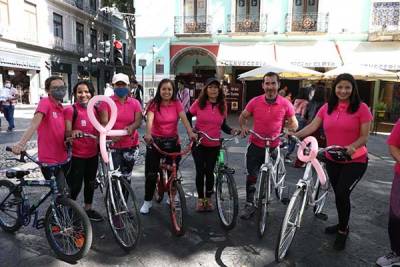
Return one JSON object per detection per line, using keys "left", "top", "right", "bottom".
{"left": 6, "top": 170, "right": 30, "bottom": 179}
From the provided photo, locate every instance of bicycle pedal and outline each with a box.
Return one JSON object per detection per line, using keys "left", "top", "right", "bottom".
{"left": 315, "top": 212, "right": 328, "bottom": 221}
{"left": 281, "top": 198, "right": 290, "bottom": 205}
{"left": 35, "top": 218, "right": 45, "bottom": 229}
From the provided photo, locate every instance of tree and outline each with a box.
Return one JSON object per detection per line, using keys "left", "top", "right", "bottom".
{"left": 103, "top": 0, "right": 136, "bottom": 78}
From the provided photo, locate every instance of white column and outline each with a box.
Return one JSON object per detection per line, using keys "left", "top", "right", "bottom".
{"left": 28, "top": 70, "right": 40, "bottom": 104}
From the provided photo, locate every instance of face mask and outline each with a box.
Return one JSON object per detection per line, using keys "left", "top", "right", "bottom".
{"left": 114, "top": 87, "right": 129, "bottom": 98}
{"left": 50, "top": 86, "right": 66, "bottom": 102}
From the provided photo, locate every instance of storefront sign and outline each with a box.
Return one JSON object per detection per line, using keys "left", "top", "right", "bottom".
{"left": 0, "top": 50, "right": 41, "bottom": 70}
{"left": 224, "top": 83, "right": 243, "bottom": 113}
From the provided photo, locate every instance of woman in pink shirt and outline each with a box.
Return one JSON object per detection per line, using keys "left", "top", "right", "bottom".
{"left": 295, "top": 73, "right": 372, "bottom": 251}
{"left": 64, "top": 81, "right": 102, "bottom": 222}
{"left": 11, "top": 76, "right": 69, "bottom": 189}
{"left": 140, "top": 78, "right": 196, "bottom": 214}
{"left": 189, "top": 78, "right": 238, "bottom": 211}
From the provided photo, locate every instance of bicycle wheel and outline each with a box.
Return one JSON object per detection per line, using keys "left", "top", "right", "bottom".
{"left": 275, "top": 157, "right": 286, "bottom": 200}
{"left": 45, "top": 197, "right": 92, "bottom": 262}
{"left": 96, "top": 158, "right": 108, "bottom": 191}
{"left": 215, "top": 171, "right": 238, "bottom": 230}
{"left": 0, "top": 180, "right": 22, "bottom": 232}
{"left": 256, "top": 170, "right": 270, "bottom": 238}
{"left": 169, "top": 181, "right": 187, "bottom": 236}
{"left": 154, "top": 171, "right": 165, "bottom": 203}
{"left": 275, "top": 188, "right": 305, "bottom": 262}
{"left": 105, "top": 177, "right": 141, "bottom": 252}
{"left": 312, "top": 169, "right": 329, "bottom": 215}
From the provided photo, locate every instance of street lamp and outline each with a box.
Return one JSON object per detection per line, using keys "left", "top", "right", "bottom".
{"left": 151, "top": 44, "right": 156, "bottom": 89}
{"left": 80, "top": 53, "right": 101, "bottom": 81}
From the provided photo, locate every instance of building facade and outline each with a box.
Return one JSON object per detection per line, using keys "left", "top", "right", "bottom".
{"left": 135, "top": 0, "right": 400, "bottom": 118}
{"left": 0, "top": 0, "right": 129, "bottom": 104}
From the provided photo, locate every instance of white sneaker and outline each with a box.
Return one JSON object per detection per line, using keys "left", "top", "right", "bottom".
{"left": 140, "top": 201, "right": 152, "bottom": 214}
{"left": 376, "top": 251, "right": 400, "bottom": 267}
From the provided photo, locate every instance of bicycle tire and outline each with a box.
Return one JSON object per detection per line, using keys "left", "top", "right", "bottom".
{"left": 275, "top": 188, "right": 305, "bottom": 262}
{"left": 154, "top": 171, "right": 165, "bottom": 203}
{"left": 256, "top": 170, "right": 269, "bottom": 238}
{"left": 169, "top": 181, "right": 187, "bottom": 236}
{"left": 44, "top": 197, "right": 92, "bottom": 262}
{"left": 0, "top": 180, "right": 22, "bottom": 232}
{"left": 215, "top": 171, "right": 238, "bottom": 230}
{"left": 275, "top": 157, "right": 286, "bottom": 200}
{"left": 105, "top": 177, "right": 142, "bottom": 252}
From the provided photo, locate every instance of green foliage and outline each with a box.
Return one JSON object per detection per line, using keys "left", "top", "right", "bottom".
{"left": 374, "top": 101, "right": 387, "bottom": 111}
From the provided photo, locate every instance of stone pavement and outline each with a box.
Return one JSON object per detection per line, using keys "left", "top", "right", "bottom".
{"left": 0, "top": 106, "right": 397, "bottom": 267}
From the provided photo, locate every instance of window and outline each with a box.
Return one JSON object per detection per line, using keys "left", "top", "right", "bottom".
{"left": 184, "top": 0, "right": 206, "bottom": 18}
{"left": 53, "top": 13, "right": 63, "bottom": 38}
{"left": 0, "top": 0, "right": 9, "bottom": 27}
{"left": 89, "top": 0, "right": 96, "bottom": 11}
{"left": 235, "top": 0, "right": 260, "bottom": 32}
{"left": 371, "top": 2, "right": 400, "bottom": 31}
{"left": 76, "top": 22, "right": 84, "bottom": 45}
{"left": 24, "top": 1, "right": 37, "bottom": 42}
{"left": 90, "top": 28, "right": 97, "bottom": 50}
{"left": 75, "top": 0, "right": 83, "bottom": 9}
{"left": 291, "top": 0, "right": 320, "bottom": 31}
{"left": 183, "top": 0, "right": 207, "bottom": 32}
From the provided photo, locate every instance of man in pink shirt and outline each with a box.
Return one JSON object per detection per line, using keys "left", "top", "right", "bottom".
{"left": 239, "top": 72, "right": 298, "bottom": 219}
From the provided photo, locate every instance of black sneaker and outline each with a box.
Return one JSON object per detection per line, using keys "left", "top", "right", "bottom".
{"left": 86, "top": 209, "right": 104, "bottom": 222}
{"left": 325, "top": 224, "right": 338, "bottom": 234}
{"left": 333, "top": 230, "right": 348, "bottom": 251}
{"left": 240, "top": 203, "right": 256, "bottom": 220}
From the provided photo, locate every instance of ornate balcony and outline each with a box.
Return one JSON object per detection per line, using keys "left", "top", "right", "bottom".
{"left": 174, "top": 15, "right": 212, "bottom": 34}
{"left": 369, "top": 7, "right": 400, "bottom": 33}
{"left": 285, "top": 12, "right": 329, "bottom": 33}
{"left": 227, "top": 14, "right": 268, "bottom": 33}
{"left": 52, "top": 37, "right": 64, "bottom": 50}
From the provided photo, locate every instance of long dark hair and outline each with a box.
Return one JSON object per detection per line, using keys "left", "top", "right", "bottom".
{"left": 312, "top": 85, "right": 326, "bottom": 103}
{"left": 72, "top": 81, "right": 95, "bottom": 102}
{"left": 327, "top": 73, "right": 361, "bottom": 114}
{"left": 198, "top": 82, "right": 225, "bottom": 114}
{"left": 148, "top": 78, "right": 177, "bottom": 112}
{"left": 296, "top": 87, "right": 309, "bottom": 100}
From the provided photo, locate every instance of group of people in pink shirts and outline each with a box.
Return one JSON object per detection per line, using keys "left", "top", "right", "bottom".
{"left": 9, "top": 71, "right": 400, "bottom": 266}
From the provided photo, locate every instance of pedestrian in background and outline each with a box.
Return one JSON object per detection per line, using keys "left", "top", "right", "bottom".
{"left": 0, "top": 79, "right": 18, "bottom": 132}
{"left": 104, "top": 83, "right": 114, "bottom": 97}
{"left": 295, "top": 73, "right": 372, "bottom": 251}
{"left": 130, "top": 79, "right": 144, "bottom": 107}
{"left": 177, "top": 80, "right": 191, "bottom": 114}
{"left": 64, "top": 81, "right": 103, "bottom": 222}
{"left": 376, "top": 119, "right": 400, "bottom": 267}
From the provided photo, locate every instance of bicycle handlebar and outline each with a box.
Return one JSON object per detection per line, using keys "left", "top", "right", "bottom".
{"left": 196, "top": 130, "right": 238, "bottom": 144}
{"left": 248, "top": 129, "right": 285, "bottom": 142}
{"left": 151, "top": 141, "right": 193, "bottom": 158}
{"left": 65, "top": 133, "right": 98, "bottom": 143}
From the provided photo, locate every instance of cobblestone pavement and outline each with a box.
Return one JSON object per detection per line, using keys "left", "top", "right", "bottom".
{"left": 0, "top": 106, "right": 395, "bottom": 267}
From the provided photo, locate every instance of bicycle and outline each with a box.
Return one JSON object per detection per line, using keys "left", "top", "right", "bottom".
{"left": 248, "top": 129, "right": 288, "bottom": 238}
{"left": 196, "top": 130, "right": 239, "bottom": 230}
{"left": 275, "top": 135, "right": 347, "bottom": 262}
{"left": 151, "top": 140, "right": 193, "bottom": 236}
{"left": 85, "top": 134, "right": 142, "bottom": 252}
{"left": 0, "top": 147, "right": 92, "bottom": 262}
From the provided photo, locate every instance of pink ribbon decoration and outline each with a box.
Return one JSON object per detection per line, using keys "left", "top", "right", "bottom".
{"left": 296, "top": 136, "right": 327, "bottom": 185}
{"left": 87, "top": 95, "right": 127, "bottom": 163}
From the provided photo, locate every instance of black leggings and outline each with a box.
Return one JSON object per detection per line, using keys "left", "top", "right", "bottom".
{"left": 325, "top": 160, "right": 368, "bottom": 232}
{"left": 66, "top": 156, "right": 98, "bottom": 204}
{"left": 389, "top": 174, "right": 400, "bottom": 255}
{"left": 192, "top": 144, "right": 220, "bottom": 199}
{"left": 144, "top": 138, "right": 181, "bottom": 201}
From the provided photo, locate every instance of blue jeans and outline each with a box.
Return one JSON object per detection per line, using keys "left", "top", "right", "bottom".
{"left": 2, "top": 104, "right": 15, "bottom": 130}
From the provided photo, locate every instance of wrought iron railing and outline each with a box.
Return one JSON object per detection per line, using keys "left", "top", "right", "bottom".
{"left": 227, "top": 14, "right": 268, "bottom": 33}
{"left": 174, "top": 15, "right": 212, "bottom": 34}
{"left": 370, "top": 7, "right": 400, "bottom": 33}
{"left": 52, "top": 36, "right": 64, "bottom": 50}
{"left": 62, "top": 0, "right": 111, "bottom": 22}
{"left": 285, "top": 12, "right": 329, "bottom": 32}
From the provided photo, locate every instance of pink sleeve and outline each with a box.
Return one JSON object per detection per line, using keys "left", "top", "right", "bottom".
{"left": 285, "top": 100, "right": 295, "bottom": 118}
{"left": 245, "top": 98, "right": 256, "bottom": 114}
{"left": 189, "top": 100, "right": 198, "bottom": 115}
{"left": 388, "top": 120, "right": 400, "bottom": 147}
{"left": 176, "top": 100, "right": 184, "bottom": 113}
{"left": 147, "top": 101, "right": 156, "bottom": 113}
{"left": 316, "top": 103, "right": 328, "bottom": 120}
{"left": 35, "top": 98, "right": 49, "bottom": 116}
{"left": 63, "top": 105, "right": 74, "bottom": 121}
{"left": 98, "top": 101, "right": 110, "bottom": 113}
{"left": 133, "top": 99, "right": 142, "bottom": 113}
{"left": 358, "top": 103, "right": 373, "bottom": 124}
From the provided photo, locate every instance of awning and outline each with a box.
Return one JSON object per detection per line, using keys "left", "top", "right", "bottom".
{"left": 217, "top": 43, "right": 275, "bottom": 66}
{"left": 337, "top": 41, "right": 400, "bottom": 71}
{"left": 275, "top": 41, "right": 342, "bottom": 68}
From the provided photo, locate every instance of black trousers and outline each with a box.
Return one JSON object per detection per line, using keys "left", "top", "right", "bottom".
{"left": 192, "top": 144, "right": 220, "bottom": 199}
{"left": 389, "top": 174, "right": 400, "bottom": 255}
{"left": 325, "top": 160, "right": 368, "bottom": 231}
{"left": 66, "top": 155, "right": 98, "bottom": 204}
{"left": 144, "top": 138, "right": 181, "bottom": 201}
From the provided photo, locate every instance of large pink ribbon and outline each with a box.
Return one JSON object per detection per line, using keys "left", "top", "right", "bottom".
{"left": 87, "top": 95, "right": 127, "bottom": 163}
{"left": 296, "top": 136, "right": 327, "bottom": 185}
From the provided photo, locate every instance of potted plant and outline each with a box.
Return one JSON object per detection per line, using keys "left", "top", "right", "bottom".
{"left": 375, "top": 101, "right": 387, "bottom": 118}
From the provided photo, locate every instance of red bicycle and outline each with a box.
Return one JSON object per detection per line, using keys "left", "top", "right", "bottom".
{"left": 151, "top": 141, "right": 193, "bottom": 236}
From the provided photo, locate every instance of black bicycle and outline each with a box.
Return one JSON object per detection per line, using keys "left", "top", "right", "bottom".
{"left": 0, "top": 147, "right": 92, "bottom": 262}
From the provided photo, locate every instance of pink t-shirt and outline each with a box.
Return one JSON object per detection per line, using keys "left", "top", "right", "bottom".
{"left": 36, "top": 97, "right": 67, "bottom": 164}
{"left": 148, "top": 100, "right": 183, "bottom": 137}
{"left": 64, "top": 104, "right": 98, "bottom": 158}
{"left": 190, "top": 100, "right": 226, "bottom": 147}
{"left": 387, "top": 119, "right": 400, "bottom": 174}
{"left": 245, "top": 95, "right": 295, "bottom": 148}
{"left": 101, "top": 96, "right": 142, "bottom": 149}
{"left": 317, "top": 102, "right": 373, "bottom": 163}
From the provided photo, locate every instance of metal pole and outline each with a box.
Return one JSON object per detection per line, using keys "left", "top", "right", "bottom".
{"left": 152, "top": 44, "right": 155, "bottom": 89}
